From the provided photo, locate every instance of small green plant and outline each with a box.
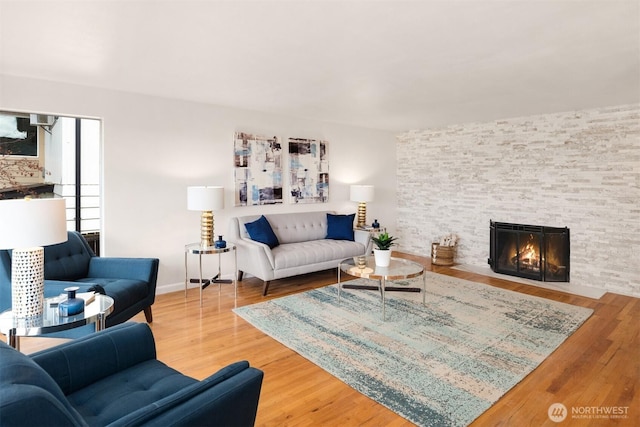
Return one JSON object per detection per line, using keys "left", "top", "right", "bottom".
{"left": 371, "top": 232, "right": 398, "bottom": 251}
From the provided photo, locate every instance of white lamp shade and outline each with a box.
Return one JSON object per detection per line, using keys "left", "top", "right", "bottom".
{"left": 187, "top": 186, "right": 224, "bottom": 211}
{"left": 0, "top": 198, "right": 68, "bottom": 249}
{"left": 350, "top": 185, "right": 375, "bottom": 202}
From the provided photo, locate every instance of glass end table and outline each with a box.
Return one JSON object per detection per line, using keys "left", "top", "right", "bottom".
{"left": 184, "top": 243, "right": 238, "bottom": 307}
{"left": 338, "top": 256, "right": 426, "bottom": 320}
{"left": 0, "top": 294, "right": 114, "bottom": 351}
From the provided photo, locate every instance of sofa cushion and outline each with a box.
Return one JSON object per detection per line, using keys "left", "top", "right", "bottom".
{"left": 265, "top": 211, "right": 329, "bottom": 244}
{"left": 67, "top": 360, "right": 197, "bottom": 426}
{"left": 111, "top": 360, "right": 252, "bottom": 426}
{"left": 245, "top": 215, "right": 280, "bottom": 248}
{"left": 326, "top": 213, "right": 355, "bottom": 241}
{"left": 0, "top": 342, "right": 86, "bottom": 426}
{"left": 271, "top": 239, "right": 364, "bottom": 270}
{"left": 44, "top": 233, "right": 93, "bottom": 280}
{"left": 76, "top": 278, "right": 149, "bottom": 309}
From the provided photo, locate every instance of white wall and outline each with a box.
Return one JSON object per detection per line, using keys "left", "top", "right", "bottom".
{"left": 397, "top": 104, "right": 640, "bottom": 297}
{"left": 1, "top": 74, "right": 397, "bottom": 293}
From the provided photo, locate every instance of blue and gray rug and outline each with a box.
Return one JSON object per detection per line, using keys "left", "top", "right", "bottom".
{"left": 234, "top": 272, "right": 593, "bottom": 426}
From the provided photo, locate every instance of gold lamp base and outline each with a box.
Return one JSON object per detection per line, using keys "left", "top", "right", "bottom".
{"left": 356, "top": 202, "right": 367, "bottom": 228}
{"left": 200, "top": 211, "right": 214, "bottom": 247}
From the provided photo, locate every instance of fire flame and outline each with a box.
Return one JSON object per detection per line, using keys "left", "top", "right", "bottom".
{"left": 522, "top": 243, "right": 537, "bottom": 260}
{"left": 518, "top": 242, "right": 540, "bottom": 270}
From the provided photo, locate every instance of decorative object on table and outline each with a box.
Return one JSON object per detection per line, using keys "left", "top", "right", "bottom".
{"left": 371, "top": 232, "right": 397, "bottom": 267}
{"left": 350, "top": 184, "right": 374, "bottom": 228}
{"left": 289, "top": 137, "right": 329, "bottom": 204}
{"left": 372, "top": 219, "right": 380, "bottom": 229}
{"left": 187, "top": 186, "right": 224, "bottom": 247}
{"left": 215, "top": 235, "right": 227, "bottom": 249}
{"left": 58, "top": 286, "right": 85, "bottom": 316}
{"left": 234, "top": 277, "right": 593, "bottom": 427}
{"left": 431, "top": 233, "right": 458, "bottom": 266}
{"left": 233, "top": 132, "right": 283, "bottom": 206}
{"left": 0, "top": 197, "right": 67, "bottom": 318}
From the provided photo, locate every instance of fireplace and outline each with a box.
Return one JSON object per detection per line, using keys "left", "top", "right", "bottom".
{"left": 488, "top": 221, "right": 570, "bottom": 282}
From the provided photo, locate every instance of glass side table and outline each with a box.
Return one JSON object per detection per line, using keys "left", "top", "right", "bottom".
{"left": 184, "top": 243, "right": 238, "bottom": 307}
{"left": 0, "top": 294, "right": 114, "bottom": 351}
{"left": 338, "top": 256, "right": 425, "bottom": 320}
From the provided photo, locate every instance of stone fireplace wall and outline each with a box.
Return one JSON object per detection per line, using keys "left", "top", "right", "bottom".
{"left": 396, "top": 104, "right": 639, "bottom": 297}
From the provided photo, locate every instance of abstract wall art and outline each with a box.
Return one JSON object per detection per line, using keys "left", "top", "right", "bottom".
{"left": 288, "top": 138, "right": 329, "bottom": 204}
{"left": 234, "top": 132, "right": 283, "bottom": 206}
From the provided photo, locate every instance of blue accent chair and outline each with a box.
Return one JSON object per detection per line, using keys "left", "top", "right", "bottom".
{"left": 0, "top": 231, "right": 159, "bottom": 327}
{"left": 0, "top": 322, "right": 264, "bottom": 426}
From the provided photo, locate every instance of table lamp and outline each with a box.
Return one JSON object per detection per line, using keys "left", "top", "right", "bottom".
{"left": 350, "top": 184, "right": 374, "bottom": 228}
{"left": 187, "top": 186, "right": 224, "bottom": 247}
{"left": 0, "top": 197, "right": 67, "bottom": 318}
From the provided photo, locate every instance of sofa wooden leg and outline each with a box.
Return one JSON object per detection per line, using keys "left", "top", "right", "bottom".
{"left": 238, "top": 270, "right": 244, "bottom": 281}
{"left": 144, "top": 306, "right": 153, "bottom": 323}
{"left": 262, "top": 281, "right": 270, "bottom": 296}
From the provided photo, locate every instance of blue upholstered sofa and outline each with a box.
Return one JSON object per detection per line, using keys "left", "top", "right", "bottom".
{"left": 0, "top": 322, "right": 264, "bottom": 426}
{"left": 0, "top": 231, "right": 159, "bottom": 327}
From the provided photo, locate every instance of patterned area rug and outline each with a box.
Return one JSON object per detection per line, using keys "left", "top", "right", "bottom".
{"left": 234, "top": 272, "right": 593, "bottom": 426}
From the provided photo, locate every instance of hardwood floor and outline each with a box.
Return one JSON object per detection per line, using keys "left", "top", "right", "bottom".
{"left": 11, "top": 252, "right": 640, "bottom": 426}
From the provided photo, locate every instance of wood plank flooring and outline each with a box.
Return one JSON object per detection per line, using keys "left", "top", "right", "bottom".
{"left": 10, "top": 252, "right": 640, "bottom": 426}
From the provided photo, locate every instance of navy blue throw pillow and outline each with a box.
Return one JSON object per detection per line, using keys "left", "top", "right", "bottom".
{"left": 245, "top": 215, "right": 279, "bottom": 248}
{"left": 326, "top": 213, "right": 355, "bottom": 241}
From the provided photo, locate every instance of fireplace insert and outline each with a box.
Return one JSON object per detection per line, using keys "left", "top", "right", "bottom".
{"left": 488, "top": 221, "right": 570, "bottom": 282}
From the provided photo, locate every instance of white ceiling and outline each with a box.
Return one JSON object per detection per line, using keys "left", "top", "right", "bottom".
{"left": 1, "top": 1, "right": 639, "bottom": 132}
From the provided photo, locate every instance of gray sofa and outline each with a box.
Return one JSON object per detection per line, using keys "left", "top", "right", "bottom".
{"left": 229, "top": 211, "right": 370, "bottom": 295}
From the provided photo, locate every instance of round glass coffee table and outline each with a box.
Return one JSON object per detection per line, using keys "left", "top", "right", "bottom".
{"left": 338, "top": 256, "right": 426, "bottom": 320}
{"left": 0, "top": 294, "right": 114, "bottom": 351}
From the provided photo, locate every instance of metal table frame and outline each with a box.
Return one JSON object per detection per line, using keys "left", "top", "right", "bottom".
{"left": 184, "top": 243, "right": 238, "bottom": 306}
{"left": 338, "top": 256, "right": 426, "bottom": 320}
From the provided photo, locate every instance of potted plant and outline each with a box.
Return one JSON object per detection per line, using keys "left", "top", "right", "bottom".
{"left": 371, "top": 232, "right": 398, "bottom": 267}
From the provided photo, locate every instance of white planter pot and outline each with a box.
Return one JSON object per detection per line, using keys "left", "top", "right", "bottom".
{"left": 373, "top": 249, "right": 392, "bottom": 267}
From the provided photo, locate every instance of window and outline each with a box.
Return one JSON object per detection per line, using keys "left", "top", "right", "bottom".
{"left": 0, "top": 111, "right": 101, "bottom": 246}
{"left": 0, "top": 113, "right": 38, "bottom": 157}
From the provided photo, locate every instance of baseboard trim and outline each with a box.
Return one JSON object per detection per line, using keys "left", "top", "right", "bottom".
{"left": 451, "top": 264, "right": 607, "bottom": 299}
{"left": 156, "top": 274, "right": 236, "bottom": 295}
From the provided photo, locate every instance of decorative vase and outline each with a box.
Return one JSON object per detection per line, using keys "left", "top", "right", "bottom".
{"left": 373, "top": 249, "right": 392, "bottom": 267}
{"left": 215, "top": 235, "right": 227, "bottom": 249}
{"left": 372, "top": 219, "right": 380, "bottom": 229}
{"left": 58, "top": 286, "right": 85, "bottom": 317}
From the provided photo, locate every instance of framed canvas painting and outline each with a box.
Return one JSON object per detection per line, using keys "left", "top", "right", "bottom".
{"left": 288, "top": 138, "right": 329, "bottom": 204}
{"left": 234, "top": 132, "right": 283, "bottom": 206}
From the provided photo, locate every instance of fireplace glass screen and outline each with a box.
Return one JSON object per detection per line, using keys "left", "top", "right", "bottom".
{"left": 489, "top": 221, "right": 569, "bottom": 282}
